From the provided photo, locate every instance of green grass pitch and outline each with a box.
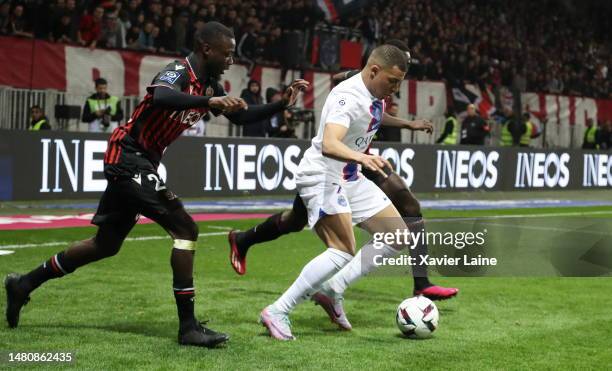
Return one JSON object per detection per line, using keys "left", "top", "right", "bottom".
{"left": 1, "top": 206, "right": 612, "bottom": 370}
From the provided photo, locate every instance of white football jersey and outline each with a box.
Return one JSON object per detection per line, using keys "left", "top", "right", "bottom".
{"left": 298, "top": 73, "right": 385, "bottom": 181}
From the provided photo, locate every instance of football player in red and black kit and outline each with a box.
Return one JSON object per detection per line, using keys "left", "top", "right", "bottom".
{"left": 228, "top": 40, "right": 458, "bottom": 327}
{"left": 4, "top": 22, "right": 308, "bottom": 348}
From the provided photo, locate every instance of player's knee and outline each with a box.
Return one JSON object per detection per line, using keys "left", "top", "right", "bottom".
{"left": 391, "top": 189, "right": 421, "bottom": 217}
{"left": 173, "top": 218, "right": 199, "bottom": 244}
{"left": 397, "top": 196, "right": 421, "bottom": 217}
{"left": 182, "top": 220, "right": 199, "bottom": 242}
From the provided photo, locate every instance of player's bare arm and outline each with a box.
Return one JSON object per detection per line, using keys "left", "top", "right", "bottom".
{"left": 322, "top": 123, "right": 391, "bottom": 176}
{"left": 382, "top": 112, "right": 434, "bottom": 134}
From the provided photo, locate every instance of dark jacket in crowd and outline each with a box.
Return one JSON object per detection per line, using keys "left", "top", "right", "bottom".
{"left": 240, "top": 80, "right": 267, "bottom": 137}
{"left": 376, "top": 126, "right": 402, "bottom": 142}
{"left": 460, "top": 115, "right": 490, "bottom": 145}
{"left": 596, "top": 125, "right": 611, "bottom": 150}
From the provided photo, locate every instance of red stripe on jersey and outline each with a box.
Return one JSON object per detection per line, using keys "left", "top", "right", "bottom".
{"left": 104, "top": 129, "right": 121, "bottom": 163}
{"left": 163, "top": 121, "right": 187, "bottom": 146}
{"left": 111, "top": 130, "right": 128, "bottom": 164}
{"left": 150, "top": 113, "right": 178, "bottom": 149}
{"left": 140, "top": 108, "right": 166, "bottom": 150}
{"left": 150, "top": 110, "right": 176, "bottom": 150}
{"left": 107, "top": 143, "right": 120, "bottom": 164}
{"left": 106, "top": 130, "right": 122, "bottom": 164}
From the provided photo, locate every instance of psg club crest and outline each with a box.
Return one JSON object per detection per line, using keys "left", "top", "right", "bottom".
{"left": 205, "top": 87, "right": 214, "bottom": 96}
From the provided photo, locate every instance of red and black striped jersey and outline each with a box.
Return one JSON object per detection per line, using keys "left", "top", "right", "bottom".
{"left": 103, "top": 55, "right": 224, "bottom": 177}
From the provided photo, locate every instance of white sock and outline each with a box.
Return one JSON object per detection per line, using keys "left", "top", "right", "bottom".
{"left": 325, "top": 241, "right": 399, "bottom": 297}
{"left": 273, "top": 248, "right": 353, "bottom": 314}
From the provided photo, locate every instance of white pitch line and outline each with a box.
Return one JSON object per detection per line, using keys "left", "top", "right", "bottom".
{"left": 1, "top": 210, "right": 611, "bottom": 251}
{"left": 0, "top": 232, "right": 227, "bottom": 250}
{"left": 205, "top": 225, "right": 233, "bottom": 231}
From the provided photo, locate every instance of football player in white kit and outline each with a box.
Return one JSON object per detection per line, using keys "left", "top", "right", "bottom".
{"left": 260, "top": 44, "right": 414, "bottom": 340}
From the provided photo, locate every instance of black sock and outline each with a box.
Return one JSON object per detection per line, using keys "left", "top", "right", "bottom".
{"left": 21, "top": 252, "right": 69, "bottom": 293}
{"left": 235, "top": 213, "right": 283, "bottom": 255}
{"left": 405, "top": 216, "right": 432, "bottom": 290}
{"left": 413, "top": 277, "right": 432, "bottom": 291}
{"left": 174, "top": 284, "right": 197, "bottom": 331}
{"left": 171, "top": 248, "right": 197, "bottom": 332}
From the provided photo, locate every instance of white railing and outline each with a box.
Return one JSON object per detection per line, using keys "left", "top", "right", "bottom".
{"left": 0, "top": 85, "right": 590, "bottom": 148}
{"left": 0, "top": 86, "right": 317, "bottom": 139}
{"left": 0, "top": 86, "right": 139, "bottom": 132}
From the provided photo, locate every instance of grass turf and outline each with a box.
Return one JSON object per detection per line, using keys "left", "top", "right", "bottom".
{"left": 1, "top": 206, "right": 611, "bottom": 370}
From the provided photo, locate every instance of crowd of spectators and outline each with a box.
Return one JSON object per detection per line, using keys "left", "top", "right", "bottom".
{"left": 0, "top": 0, "right": 610, "bottom": 99}
{"left": 340, "top": 0, "right": 611, "bottom": 99}
{"left": 0, "top": 0, "right": 323, "bottom": 66}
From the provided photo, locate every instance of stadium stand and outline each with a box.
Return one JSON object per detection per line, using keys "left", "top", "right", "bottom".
{"left": 0, "top": 0, "right": 609, "bottom": 99}
{"left": 0, "top": 0, "right": 611, "bottom": 148}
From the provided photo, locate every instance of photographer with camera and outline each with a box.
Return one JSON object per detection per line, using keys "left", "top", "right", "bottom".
{"left": 265, "top": 88, "right": 295, "bottom": 138}
{"left": 82, "top": 78, "right": 124, "bottom": 133}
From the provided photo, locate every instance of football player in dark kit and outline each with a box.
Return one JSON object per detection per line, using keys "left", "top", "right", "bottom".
{"left": 229, "top": 40, "right": 458, "bottom": 329}
{"left": 5, "top": 22, "right": 308, "bottom": 348}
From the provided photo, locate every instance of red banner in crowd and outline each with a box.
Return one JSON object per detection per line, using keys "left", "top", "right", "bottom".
{"left": 339, "top": 40, "right": 362, "bottom": 69}
{"left": 1, "top": 36, "right": 611, "bottom": 127}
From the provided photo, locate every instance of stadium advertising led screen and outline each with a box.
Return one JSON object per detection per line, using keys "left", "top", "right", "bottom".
{"left": 0, "top": 130, "right": 610, "bottom": 201}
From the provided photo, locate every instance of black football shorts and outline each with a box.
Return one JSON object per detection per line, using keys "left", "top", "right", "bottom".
{"left": 92, "top": 169, "right": 183, "bottom": 227}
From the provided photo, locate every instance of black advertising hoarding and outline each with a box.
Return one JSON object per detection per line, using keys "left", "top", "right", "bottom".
{"left": 0, "top": 130, "right": 610, "bottom": 201}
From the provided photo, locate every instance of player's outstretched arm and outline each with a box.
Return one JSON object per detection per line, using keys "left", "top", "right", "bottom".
{"left": 322, "top": 123, "right": 391, "bottom": 177}
{"left": 224, "top": 79, "right": 309, "bottom": 125}
{"left": 331, "top": 70, "right": 359, "bottom": 85}
{"left": 223, "top": 100, "right": 285, "bottom": 125}
{"left": 152, "top": 86, "right": 246, "bottom": 112}
{"left": 382, "top": 112, "right": 434, "bottom": 134}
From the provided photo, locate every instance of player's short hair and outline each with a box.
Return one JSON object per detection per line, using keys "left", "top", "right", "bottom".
{"left": 194, "top": 21, "right": 235, "bottom": 49}
{"left": 367, "top": 44, "right": 408, "bottom": 72}
{"left": 385, "top": 39, "right": 412, "bottom": 64}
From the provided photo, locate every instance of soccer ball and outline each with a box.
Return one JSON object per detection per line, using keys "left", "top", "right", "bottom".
{"left": 396, "top": 296, "right": 439, "bottom": 339}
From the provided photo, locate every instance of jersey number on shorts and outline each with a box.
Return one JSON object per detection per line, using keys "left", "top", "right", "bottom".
{"left": 147, "top": 174, "right": 167, "bottom": 191}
